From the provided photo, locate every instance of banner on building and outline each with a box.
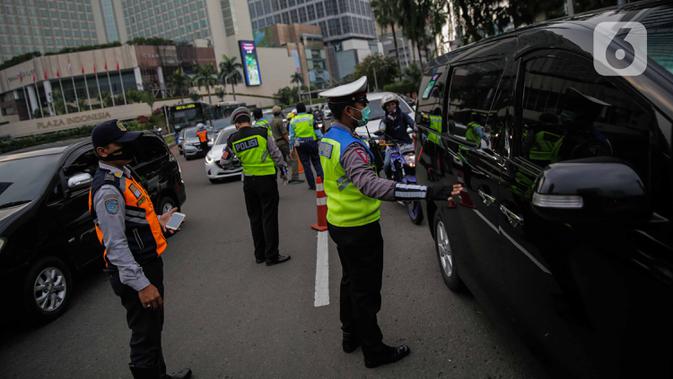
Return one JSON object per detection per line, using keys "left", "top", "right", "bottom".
{"left": 238, "top": 40, "right": 262, "bottom": 87}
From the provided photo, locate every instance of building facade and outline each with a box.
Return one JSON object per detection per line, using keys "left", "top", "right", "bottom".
{"left": 247, "top": 0, "right": 378, "bottom": 79}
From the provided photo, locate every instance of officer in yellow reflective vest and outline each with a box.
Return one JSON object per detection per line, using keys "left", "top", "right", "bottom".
{"left": 253, "top": 108, "right": 272, "bottom": 137}
{"left": 88, "top": 120, "right": 191, "bottom": 379}
{"left": 220, "top": 107, "right": 291, "bottom": 265}
{"left": 318, "top": 77, "right": 457, "bottom": 369}
{"left": 427, "top": 114, "right": 443, "bottom": 146}
{"left": 289, "top": 102, "right": 324, "bottom": 190}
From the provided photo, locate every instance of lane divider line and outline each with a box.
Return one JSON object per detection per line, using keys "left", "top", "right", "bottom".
{"left": 314, "top": 230, "right": 330, "bottom": 307}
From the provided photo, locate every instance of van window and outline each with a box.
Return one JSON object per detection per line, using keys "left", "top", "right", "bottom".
{"left": 446, "top": 60, "right": 503, "bottom": 142}
{"left": 519, "top": 52, "right": 653, "bottom": 182}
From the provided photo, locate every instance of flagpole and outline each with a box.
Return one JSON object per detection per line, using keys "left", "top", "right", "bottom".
{"left": 22, "top": 86, "right": 32, "bottom": 120}
{"left": 82, "top": 66, "right": 93, "bottom": 111}
{"left": 106, "top": 69, "right": 115, "bottom": 106}
{"left": 94, "top": 66, "right": 103, "bottom": 108}
{"left": 34, "top": 74, "right": 44, "bottom": 118}
{"left": 118, "top": 64, "right": 127, "bottom": 105}
{"left": 71, "top": 75, "right": 80, "bottom": 112}
{"left": 58, "top": 77, "right": 68, "bottom": 114}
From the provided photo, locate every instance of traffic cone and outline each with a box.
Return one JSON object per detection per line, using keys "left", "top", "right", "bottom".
{"left": 311, "top": 176, "right": 328, "bottom": 231}
{"left": 295, "top": 148, "right": 304, "bottom": 174}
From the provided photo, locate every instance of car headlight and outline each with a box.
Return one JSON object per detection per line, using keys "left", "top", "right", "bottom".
{"left": 205, "top": 154, "right": 213, "bottom": 164}
{"left": 404, "top": 154, "right": 416, "bottom": 167}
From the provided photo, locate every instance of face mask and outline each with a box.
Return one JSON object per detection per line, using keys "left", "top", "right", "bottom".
{"left": 347, "top": 105, "right": 371, "bottom": 127}
{"left": 100, "top": 145, "right": 134, "bottom": 162}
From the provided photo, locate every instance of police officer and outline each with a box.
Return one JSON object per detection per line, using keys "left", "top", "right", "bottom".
{"left": 196, "top": 123, "right": 209, "bottom": 153}
{"left": 88, "top": 120, "right": 192, "bottom": 379}
{"left": 221, "top": 107, "right": 291, "bottom": 265}
{"left": 289, "top": 102, "right": 324, "bottom": 190}
{"left": 253, "top": 108, "right": 272, "bottom": 137}
{"left": 318, "top": 77, "right": 457, "bottom": 368}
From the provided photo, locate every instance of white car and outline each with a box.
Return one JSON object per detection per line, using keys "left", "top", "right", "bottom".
{"left": 354, "top": 92, "right": 415, "bottom": 139}
{"left": 204, "top": 126, "right": 242, "bottom": 183}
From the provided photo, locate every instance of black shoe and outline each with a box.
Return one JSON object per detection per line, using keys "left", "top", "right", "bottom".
{"left": 163, "top": 368, "right": 192, "bottom": 379}
{"left": 289, "top": 178, "right": 304, "bottom": 184}
{"left": 130, "top": 366, "right": 159, "bottom": 379}
{"left": 342, "top": 331, "right": 361, "bottom": 353}
{"left": 255, "top": 258, "right": 265, "bottom": 264}
{"left": 364, "top": 344, "right": 411, "bottom": 368}
{"left": 266, "top": 254, "right": 291, "bottom": 266}
{"left": 308, "top": 186, "right": 316, "bottom": 190}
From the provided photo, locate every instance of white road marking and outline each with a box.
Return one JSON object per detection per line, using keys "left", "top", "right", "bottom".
{"left": 314, "top": 231, "right": 330, "bottom": 307}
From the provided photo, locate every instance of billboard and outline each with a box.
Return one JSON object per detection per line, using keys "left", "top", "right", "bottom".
{"left": 238, "top": 40, "right": 262, "bottom": 86}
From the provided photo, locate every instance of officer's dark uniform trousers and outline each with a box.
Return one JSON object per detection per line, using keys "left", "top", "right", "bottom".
{"left": 109, "top": 258, "right": 166, "bottom": 370}
{"left": 244, "top": 175, "right": 280, "bottom": 261}
{"left": 328, "top": 221, "right": 385, "bottom": 349}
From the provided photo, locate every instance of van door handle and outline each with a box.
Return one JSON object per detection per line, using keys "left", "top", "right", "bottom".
{"left": 500, "top": 205, "right": 524, "bottom": 228}
{"left": 478, "top": 190, "right": 496, "bottom": 206}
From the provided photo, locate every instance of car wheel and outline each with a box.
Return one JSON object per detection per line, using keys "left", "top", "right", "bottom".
{"left": 434, "top": 213, "right": 464, "bottom": 292}
{"left": 23, "top": 256, "right": 72, "bottom": 323}
{"left": 157, "top": 195, "right": 179, "bottom": 214}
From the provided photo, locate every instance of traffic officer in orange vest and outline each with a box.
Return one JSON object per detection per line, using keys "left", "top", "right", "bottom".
{"left": 195, "top": 123, "right": 209, "bottom": 154}
{"left": 89, "top": 120, "right": 192, "bottom": 379}
{"left": 318, "top": 77, "right": 460, "bottom": 368}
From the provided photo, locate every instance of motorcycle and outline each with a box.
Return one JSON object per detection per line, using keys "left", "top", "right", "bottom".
{"left": 371, "top": 131, "right": 423, "bottom": 225}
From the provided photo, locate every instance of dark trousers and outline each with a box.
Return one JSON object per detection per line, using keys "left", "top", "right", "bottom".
{"left": 243, "top": 175, "right": 280, "bottom": 261}
{"left": 296, "top": 139, "right": 324, "bottom": 189}
{"left": 328, "top": 221, "right": 384, "bottom": 350}
{"left": 199, "top": 141, "right": 209, "bottom": 153}
{"left": 109, "top": 258, "right": 165, "bottom": 372}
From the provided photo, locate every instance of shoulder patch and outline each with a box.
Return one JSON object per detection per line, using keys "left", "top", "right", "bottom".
{"left": 318, "top": 141, "right": 333, "bottom": 158}
{"left": 128, "top": 183, "right": 142, "bottom": 198}
{"left": 354, "top": 148, "right": 370, "bottom": 164}
{"left": 105, "top": 198, "right": 120, "bottom": 215}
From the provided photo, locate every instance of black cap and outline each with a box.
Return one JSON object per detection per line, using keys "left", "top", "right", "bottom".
{"left": 91, "top": 119, "right": 142, "bottom": 148}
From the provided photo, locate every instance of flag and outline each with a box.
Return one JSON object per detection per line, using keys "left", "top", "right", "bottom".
{"left": 81, "top": 65, "right": 85, "bottom": 74}
{"left": 43, "top": 69, "right": 48, "bottom": 80}
{"left": 116, "top": 62, "right": 120, "bottom": 71}
{"left": 104, "top": 62, "right": 108, "bottom": 71}
{"left": 32, "top": 72, "right": 36, "bottom": 82}
{"left": 56, "top": 69, "right": 61, "bottom": 78}
{"left": 93, "top": 64, "right": 96, "bottom": 73}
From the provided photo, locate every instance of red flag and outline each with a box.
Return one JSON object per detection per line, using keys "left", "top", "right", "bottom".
{"left": 56, "top": 69, "right": 61, "bottom": 78}
{"left": 104, "top": 62, "right": 108, "bottom": 71}
{"left": 43, "top": 69, "right": 48, "bottom": 80}
{"left": 116, "top": 62, "right": 120, "bottom": 71}
{"left": 81, "top": 65, "right": 85, "bottom": 74}
{"left": 93, "top": 64, "right": 96, "bottom": 73}
{"left": 32, "top": 72, "right": 36, "bottom": 82}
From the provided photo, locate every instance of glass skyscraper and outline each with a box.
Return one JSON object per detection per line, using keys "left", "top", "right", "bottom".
{"left": 121, "top": 0, "right": 212, "bottom": 42}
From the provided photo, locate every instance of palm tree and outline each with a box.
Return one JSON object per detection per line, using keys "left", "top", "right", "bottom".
{"left": 371, "top": 0, "right": 402, "bottom": 74}
{"left": 290, "top": 72, "right": 304, "bottom": 88}
{"left": 169, "top": 68, "right": 189, "bottom": 103}
{"left": 191, "top": 64, "right": 218, "bottom": 105}
{"left": 218, "top": 55, "right": 243, "bottom": 101}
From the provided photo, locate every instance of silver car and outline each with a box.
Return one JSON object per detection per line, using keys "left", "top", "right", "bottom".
{"left": 204, "top": 125, "right": 242, "bottom": 183}
{"left": 179, "top": 127, "right": 207, "bottom": 160}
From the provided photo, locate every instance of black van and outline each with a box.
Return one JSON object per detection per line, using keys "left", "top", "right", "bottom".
{"left": 415, "top": 2, "right": 672, "bottom": 378}
{"left": 0, "top": 132, "right": 186, "bottom": 323}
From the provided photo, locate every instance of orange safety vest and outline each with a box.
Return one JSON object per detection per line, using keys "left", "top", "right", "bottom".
{"left": 196, "top": 129, "right": 208, "bottom": 143}
{"left": 88, "top": 168, "right": 166, "bottom": 267}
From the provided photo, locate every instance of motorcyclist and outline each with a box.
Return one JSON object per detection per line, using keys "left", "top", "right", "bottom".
{"left": 380, "top": 94, "right": 414, "bottom": 178}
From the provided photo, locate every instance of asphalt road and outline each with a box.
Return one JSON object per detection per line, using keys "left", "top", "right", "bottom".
{"left": 0, "top": 150, "right": 549, "bottom": 378}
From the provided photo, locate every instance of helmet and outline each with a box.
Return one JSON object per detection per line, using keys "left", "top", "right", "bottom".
{"left": 381, "top": 94, "right": 399, "bottom": 108}
{"left": 287, "top": 112, "right": 295, "bottom": 120}
{"left": 272, "top": 105, "right": 282, "bottom": 114}
{"left": 196, "top": 123, "right": 206, "bottom": 129}
{"left": 231, "top": 106, "right": 251, "bottom": 124}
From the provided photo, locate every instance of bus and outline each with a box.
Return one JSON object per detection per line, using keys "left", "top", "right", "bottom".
{"left": 167, "top": 101, "right": 246, "bottom": 132}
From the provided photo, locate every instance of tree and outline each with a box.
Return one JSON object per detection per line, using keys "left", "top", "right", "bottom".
{"left": 274, "top": 86, "right": 300, "bottom": 107}
{"left": 218, "top": 55, "right": 243, "bottom": 101}
{"left": 191, "top": 64, "right": 218, "bottom": 105}
{"left": 290, "top": 72, "right": 304, "bottom": 88}
{"left": 189, "top": 92, "right": 201, "bottom": 102}
{"left": 215, "top": 87, "right": 225, "bottom": 103}
{"left": 353, "top": 54, "right": 400, "bottom": 90}
{"left": 371, "top": 0, "right": 402, "bottom": 74}
{"left": 142, "top": 91, "right": 155, "bottom": 112}
{"left": 169, "top": 68, "right": 190, "bottom": 102}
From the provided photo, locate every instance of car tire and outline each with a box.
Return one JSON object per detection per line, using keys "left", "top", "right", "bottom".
{"left": 22, "top": 256, "right": 72, "bottom": 323}
{"left": 434, "top": 213, "right": 464, "bottom": 292}
{"left": 157, "top": 195, "right": 179, "bottom": 214}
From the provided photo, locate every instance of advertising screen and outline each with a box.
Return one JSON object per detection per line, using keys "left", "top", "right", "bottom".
{"left": 238, "top": 40, "right": 262, "bottom": 86}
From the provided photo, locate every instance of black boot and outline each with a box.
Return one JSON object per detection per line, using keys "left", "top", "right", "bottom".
{"left": 342, "top": 331, "right": 361, "bottom": 353}
{"left": 130, "top": 365, "right": 161, "bottom": 379}
{"left": 363, "top": 343, "right": 411, "bottom": 368}
{"left": 162, "top": 368, "right": 192, "bottom": 379}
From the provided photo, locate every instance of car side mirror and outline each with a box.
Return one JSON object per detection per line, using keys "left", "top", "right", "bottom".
{"left": 67, "top": 172, "right": 93, "bottom": 191}
{"left": 531, "top": 158, "right": 650, "bottom": 224}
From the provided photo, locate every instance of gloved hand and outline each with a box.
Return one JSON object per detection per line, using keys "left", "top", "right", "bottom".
{"left": 426, "top": 183, "right": 463, "bottom": 200}
{"left": 279, "top": 166, "right": 289, "bottom": 183}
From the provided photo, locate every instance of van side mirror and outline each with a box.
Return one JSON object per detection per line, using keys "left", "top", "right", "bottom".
{"left": 531, "top": 158, "right": 650, "bottom": 224}
{"left": 67, "top": 172, "right": 93, "bottom": 191}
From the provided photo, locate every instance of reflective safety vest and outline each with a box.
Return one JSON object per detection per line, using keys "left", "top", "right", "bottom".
{"left": 88, "top": 168, "right": 166, "bottom": 267}
{"left": 255, "top": 118, "right": 272, "bottom": 137}
{"left": 196, "top": 129, "right": 208, "bottom": 143}
{"left": 465, "top": 122, "right": 482, "bottom": 144}
{"left": 230, "top": 128, "right": 276, "bottom": 176}
{"left": 291, "top": 113, "right": 317, "bottom": 140}
{"left": 319, "top": 126, "right": 381, "bottom": 227}
{"left": 529, "top": 130, "right": 564, "bottom": 162}
{"left": 427, "top": 115, "right": 442, "bottom": 145}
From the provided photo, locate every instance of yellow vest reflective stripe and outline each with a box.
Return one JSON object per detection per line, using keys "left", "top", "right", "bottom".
{"left": 231, "top": 132, "right": 276, "bottom": 176}
{"left": 319, "top": 127, "right": 381, "bottom": 227}
{"left": 256, "top": 119, "right": 272, "bottom": 137}
{"left": 291, "top": 113, "right": 317, "bottom": 139}
{"left": 428, "top": 115, "right": 442, "bottom": 145}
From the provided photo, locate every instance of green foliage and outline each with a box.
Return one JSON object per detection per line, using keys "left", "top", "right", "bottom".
{"left": 215, "top": 88, "right": 225, "bottom": 102}
{"left": 0, "top": 125, "right": 95, "bottom": 154}
{"left": 290, "top": 72, "right": 304, "bottom": 86}
{"left": 168, "top": 68, "right": 190, "bottom": 100}
{"left": 127, "top": 37, "right": 176, "bottom": 46}
{"left": 189, "top": 92, "right": 201, "bottom": 102}
{"left": 274, "top": 86, "right": 300, "bottom": 107}
{"left": 0, "top": 51, "right": 42, "bottom": 70}
{"left": 218, "top": 55, "right": 243, "bottom": 101}
{"left": 46, "top": 42, "right": 122, "bottom": 56}
{"left": 383, "top": 81, "right": 418, "bottom": 95}
{"left": 352, "top": 54, "right": 400, "bottom": 90}
{"left": 191, "top": 64, "right": 218, "bottom": 104}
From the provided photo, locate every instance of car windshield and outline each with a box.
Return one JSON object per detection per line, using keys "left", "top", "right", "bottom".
{"left": 0, "top": 154, "right": 61, "bottom": 206}
{"left": 647, "top": 15, "right": 673, "bottom": 77}
{"left": 215, "top": 128, "right": 236, "bottom": 145}
{"left": 369, "top": 98, "right": 412, "bottom": 121}
{"left": 184, "top": 128, "right": 198, "bottom": 138}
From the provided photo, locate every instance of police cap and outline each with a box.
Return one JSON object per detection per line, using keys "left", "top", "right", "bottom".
{"left": 318, "top": 76, "right": 369, "bottom": 106}
{"left": 91, "top": 119, "right": 141, "bottom": 148}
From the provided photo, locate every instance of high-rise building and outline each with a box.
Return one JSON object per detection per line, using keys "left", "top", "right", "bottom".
{"left": 247, "top": 0, "right": 378, "bottom": 79}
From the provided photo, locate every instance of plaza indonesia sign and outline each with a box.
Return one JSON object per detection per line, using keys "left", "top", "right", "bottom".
{"left": 36, "top": 111, "right": 111, "bottom": 129}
